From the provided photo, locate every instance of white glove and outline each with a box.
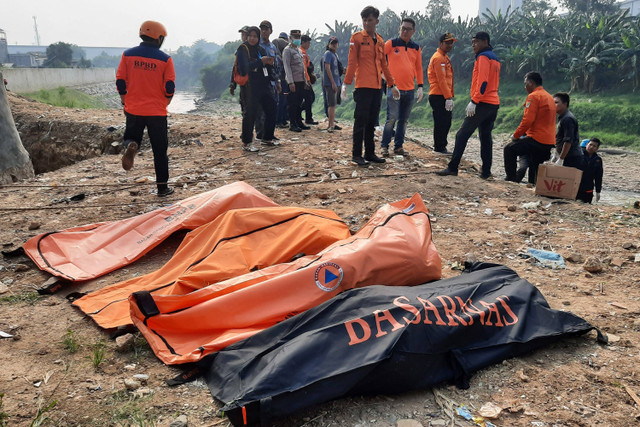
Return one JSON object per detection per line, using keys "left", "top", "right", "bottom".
{"left": 465, "top": 102, "right": 476, "bottom": 117}
{"left": 391, "top": 86, "right": 400, "bottom": 101}
{"left": 595, "top": 192, "right": 601, "bottom": 202}
{"left": 341, "top": 85, "right": 348, "bottom": 101}
{"left": 416, "top": 87, "right": 424, "bottom": 103}
{"left": 445, "top": 99, "right": 454, "bottom": 111}
{"left": 549, "top": 153, "right": 559, "bottom": 163}
{"left": 555, "top": 157, "right": 564, "bottom": 166}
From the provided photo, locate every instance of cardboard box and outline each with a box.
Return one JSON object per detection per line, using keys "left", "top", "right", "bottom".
{"left": 535, "top": 164, "right": 583, "bottom": 199}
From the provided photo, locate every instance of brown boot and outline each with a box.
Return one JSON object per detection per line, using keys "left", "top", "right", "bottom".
{"left": 121, "top": 141, "right": 138, "bottom": 171}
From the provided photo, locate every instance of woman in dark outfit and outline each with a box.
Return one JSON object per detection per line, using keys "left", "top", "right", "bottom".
{"left": 237, "top": 26, "right": 277, "bottom": 151}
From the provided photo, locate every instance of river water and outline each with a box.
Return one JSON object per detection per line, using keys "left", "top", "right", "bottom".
{"left": 168, "top": 90, "right": 201, "bottom": 114}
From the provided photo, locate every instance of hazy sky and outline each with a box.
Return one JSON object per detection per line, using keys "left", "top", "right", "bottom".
{"left": 2, "top": 1, "right": 478, "bottom": 50}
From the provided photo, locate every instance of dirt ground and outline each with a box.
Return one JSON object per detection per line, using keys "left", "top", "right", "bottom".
{"left": 1, "top": 91, "right": 640, "bottom": 427}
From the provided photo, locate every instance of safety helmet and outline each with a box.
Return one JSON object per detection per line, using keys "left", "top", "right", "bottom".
{"left": 139, "top": 21, "right": 167, "bottom": 40}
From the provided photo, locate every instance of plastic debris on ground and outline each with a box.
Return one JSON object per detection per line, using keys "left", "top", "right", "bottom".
{"left": 527, "top": 248, "right": 566, "bottom": 269}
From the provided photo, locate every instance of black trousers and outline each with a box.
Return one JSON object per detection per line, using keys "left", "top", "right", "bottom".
{"left": 448, "top": 103, "right": 499, "bottom": 177}
{"left": 255, "top": 85, "right": 276, "bottom": 139}
{"left": 429, "top": 95, "right": 452, "bottom": 152}
{"left": 124, "top": 113, "right": 169, "bottom": 189}
{"left": 287, "top": 82, "right": 306, "bottom": 128}
{"left": 504, "top": 137, "right": 552, "bottom": 183}
{"left": 352, "top": 87, "right": 382, "bottom": 158}
{"left": 303, "top": 87, "right": 315, "bottom": 121}
{"left": 242, "top": 85, "right": 276, "bottom": 144}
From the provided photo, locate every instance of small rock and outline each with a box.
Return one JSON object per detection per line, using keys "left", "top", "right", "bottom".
{"left": 583, "top": 257, "right": 603, "bottom": 273}
{"left": 124, "top": 378, "right": 141, "bottom": 391}
{"left": 13, "top": 264, "right": 30, "bottom": 272}
{"left": 516, "top": 369, "right": 530, "bottom": 382}
{"left": 133, "top": 374, "right": 149, "bottom": 385}
{"left": 124, "top": 364, "right": 136, "bottom": 371}
{"left": 0, "top": 283, "right": 8, "bottom": 294}
{"left": 115, "top": 333, "right": 135, "bottom": 352}
{"left": 507, "top": 205, "right": 517, "bottom": 212}
{"left": 465, "top": 253, "right": 478, "bottom": 264}
{"left": 610, "top": 257, "right": 625, "bottom": 267}
{"left": 429, "top": 421, "right": 447, "bottom": 426}
{"left": 562, "top": 301, "right": 571, "bottom": 306}
{"left": 397, "top": 420, "right": 423, "bottom": 427}
{"left": 622, "top": 242, "right": 635, "bottom": 250}
{"left": 607, "top": 333, "right": 621, "bottom": 343}
{"left": 170, "top": 415, "right": 188, "bottom": 427}
{"left": 585, "top": 273, "right": 593, "bottom": 278}
{"left": 566, "top": 253, "right": 584, "bottom": 264}
{"left": 28, "top": 222, "right": 41, "bottom": 231}
{"left": 635, "top": 254, "right": 640, "bottom": 263}
{"left": 337, "top": 188, "right": 347, "bottom": 194}
{"left": 132, "top": 387, "right": 153, "bottom": 398}
{"left": 317, "top": 193, "right": 329, "bottom": 200}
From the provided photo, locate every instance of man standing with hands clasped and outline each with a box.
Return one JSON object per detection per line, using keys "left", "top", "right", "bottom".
{"left": 428, "top": 33, "right": 456, "bottom": 155}
{"left": 380, "top": 17, "right": 423, "bottom": 158}
{"left": 437, "top": 31, "right": 500, "bottom": 179}
{"left": 342, "top": 5, "right": 399, "bottom": 167}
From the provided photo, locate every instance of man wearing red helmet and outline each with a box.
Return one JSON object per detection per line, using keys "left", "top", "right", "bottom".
{"left": 117, "top": 20, "right": 176, "bottom": 197}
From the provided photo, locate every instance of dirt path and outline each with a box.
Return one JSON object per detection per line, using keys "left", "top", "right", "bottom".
{"left": 1, "top": 93, "right": 640, "bottom": 426}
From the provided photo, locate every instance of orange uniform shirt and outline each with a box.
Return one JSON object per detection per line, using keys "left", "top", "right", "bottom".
{"left": 116, "top": 42, "right": 176, "bottom": 116}
{"left": 470, "top": 48, "right": 500, "bottom": 105}
{"left": 513, "top": 86, "right": 556, "bottom": 145}
{"left": 384, "top": 38, "right": 423, "bottom": 91}
{"left": 344, "top": 30, "right": 395, "bottom": 89}
{"left": 428, "top": 48, "right": 454, "bottom": 99}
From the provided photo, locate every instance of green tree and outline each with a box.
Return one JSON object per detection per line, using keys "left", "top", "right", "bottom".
{"left": 45, "top": 42, "right": 73, "bottom": 68}
{"left": 560, "top": 0, "right": 619, "bottom": 15}
{"left": 426, "top": 0, "right": 452, "bottom": 20}
{"left": 92, "top": 51, "right": 120, "bottom": 68}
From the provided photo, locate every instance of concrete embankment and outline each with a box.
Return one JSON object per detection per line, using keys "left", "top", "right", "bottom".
{"left": 3, "top": 68, "right": 115, "bottom": 93}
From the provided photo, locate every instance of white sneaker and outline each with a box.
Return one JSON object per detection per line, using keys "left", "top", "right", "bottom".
{"left": 243, "top": 143, "right": 259, "bottom": 152}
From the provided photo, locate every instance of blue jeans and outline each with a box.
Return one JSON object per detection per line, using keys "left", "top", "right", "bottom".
{"left": 381, "top": 89, "right": 415, "bottom": 149}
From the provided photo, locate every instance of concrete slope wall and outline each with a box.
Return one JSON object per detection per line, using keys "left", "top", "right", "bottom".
{"left": 2, "top": 68, "right": 115, "bottom": 93}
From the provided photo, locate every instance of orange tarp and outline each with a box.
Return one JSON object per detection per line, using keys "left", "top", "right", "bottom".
{"left": 23, "top": 182, "right": 277, "bottom": 282}
{"left": 129, "top": 194, "right": 442, "bottom": 364}
{"left": 73, "top": 207, "right": 351, "bottom": 329}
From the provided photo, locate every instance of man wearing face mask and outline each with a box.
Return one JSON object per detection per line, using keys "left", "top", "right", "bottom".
{"left": 282, "top": 30, "right": 310, "bottom": 132}
{"left": 342, "top": 5, "right": 399, "bottom": 167}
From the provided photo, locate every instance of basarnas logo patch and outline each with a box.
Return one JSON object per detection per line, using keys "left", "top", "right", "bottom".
{"left": 314, "top": 262, "right": 344, "bottom": 292}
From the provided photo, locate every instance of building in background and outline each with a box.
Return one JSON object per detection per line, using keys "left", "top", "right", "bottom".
{"left": 478, "top": 0, "right": 523, "bottom": 16}
{"left": 619, "top": 0, "right": 640, "bottom": 16}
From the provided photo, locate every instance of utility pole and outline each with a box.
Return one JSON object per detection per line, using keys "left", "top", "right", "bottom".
{"left": 33, "top": 16, "right": 40, "bottom": 46}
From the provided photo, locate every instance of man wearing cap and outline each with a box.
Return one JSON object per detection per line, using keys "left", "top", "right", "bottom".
{"left": 437, "top": 31, "right": 500, "bottom": 179}
{"left": 117, "top": 20, "right": 176, "bottom": 197}
{"left": 255, "top": 20, "right": 282, "bottom": 144}
{"left": 379, "top": 17, "right": 423, "bottom": 158}
{"left": 428, "top": 33, "right": 456, "bottom": 154}
{"left": 342, "top": 5, "right": 399, "bottom": 166}
{"left": 230, "top": 26, "right": 249, "bottom": 118}
{"left": 282, "top": 30, "right": 310, "bottom": 132}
